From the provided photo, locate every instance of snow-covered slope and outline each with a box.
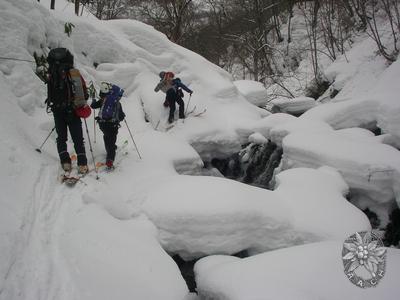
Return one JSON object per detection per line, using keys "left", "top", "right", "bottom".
{"left": 1, "top": 0, "right": 400, "bottom": 299}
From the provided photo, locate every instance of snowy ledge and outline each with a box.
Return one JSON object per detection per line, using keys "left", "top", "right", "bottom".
{"left": 142, "top": 168, "right": 369, "bottom": 260}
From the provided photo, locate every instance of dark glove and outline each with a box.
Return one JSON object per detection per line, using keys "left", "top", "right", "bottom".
{"left": 120, "top": 111, "right": 126, "bottom": 122}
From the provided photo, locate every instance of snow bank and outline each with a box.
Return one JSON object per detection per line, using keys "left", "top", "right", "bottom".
{"left": 236, "top": 113, "right": 295, "bottom": 141}
{"left": 0, "top": 72, "right": 46, "bottom": 293}
{"left": 271, "top": 96, "right": 316, "bottom": 115}
{"left": 233, "top": 80, "right": 269, "bottom": 107}
{"left": 302, "top": 98, "right": 379, "bottom": 129}
{"left": 143, "top": 169, "right": 369, "bottom": 260}
{"left": 303, "top": 53, "right": 400, "bottom": 143}
{"left": 274, "top": 167, "right": 370, "bottom": 238}
{"left": 195, "top": 241, "right": 400, "bottom": 300}
{"left": 374, "top": 59, "right": 400, "bottom": 141}
{"left": 142, "top": 175, "right": 292, "bottom": 260}
{"left": 281, "top": 131, "right": 400, "bottom": 213}
{"left": 268, "top": 118, "right": 333, "bottom": 146}
{"left": 59, "top": 203, "right": 188, "bottom": 300}
{"left": 323, "top": 34, "right": 387, "bottom": 99}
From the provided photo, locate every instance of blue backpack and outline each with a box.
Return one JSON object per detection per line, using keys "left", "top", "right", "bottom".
{"left": 100, "top": 85, "right": 124, "bottom": 122}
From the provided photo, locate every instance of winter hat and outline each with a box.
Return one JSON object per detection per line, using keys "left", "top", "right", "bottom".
{"left": 100, "top": 82, "right": 112, "bottom": 94}
{"left": 159, "top": 71, "right": 166, "bottom": 79}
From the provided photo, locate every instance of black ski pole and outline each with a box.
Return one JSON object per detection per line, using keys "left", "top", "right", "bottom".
{"left": 93, "top": 107, "right": 96, "bottom": 143}
{"left": 124, "top": 119, "right": 142, "bottom": 159}
{"left": 184, "top": 94, "right": 192, "bottom": 118}
{"left": 35, "top": 127, "right": 55, "bottom": 153}
{"left": 83, "top": 119, "right": 99, "bottom": 179}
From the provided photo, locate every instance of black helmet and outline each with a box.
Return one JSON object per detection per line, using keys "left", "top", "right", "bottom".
{"left": 159, "top": 71, "right": 166, "bottom": 79}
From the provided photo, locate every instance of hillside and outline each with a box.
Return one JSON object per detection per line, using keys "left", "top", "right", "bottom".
{"left": 0, "top": 1, "right": 399, "bottom": 300}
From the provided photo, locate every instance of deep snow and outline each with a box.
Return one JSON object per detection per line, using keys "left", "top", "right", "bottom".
{"left": 0, "top": 0, "right": 399, "bottom": 300}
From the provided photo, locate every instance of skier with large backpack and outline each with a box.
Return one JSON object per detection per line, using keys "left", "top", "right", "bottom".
{"left": 91, "top": 82, "right": 125, "bottom": 169}
{"left": 154, "top": 71, "right": 193, "bottom": 123}
{"left": 46, "top": 47, "right": 90, "bottom": 174}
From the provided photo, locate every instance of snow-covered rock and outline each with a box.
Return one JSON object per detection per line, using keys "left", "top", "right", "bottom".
{"left": 234, "top": 80, "right": 269, "bottom": 107}
{"left": 269, "top": 118, "right": 334, "bottom": 147}
{"left": 281, "top": 131, "right": 400, "bottom": 222}
{"left": 271, "top": 96, "right": 316, "bottom": 115}
{"left": 195, "top": 241, "right": 400, "bottom": 300}
{"left": 1, "top": 0, "right": 400, "bottom": 299}
{"left": 142, "top": 169, "right": 369, "bottom": 260}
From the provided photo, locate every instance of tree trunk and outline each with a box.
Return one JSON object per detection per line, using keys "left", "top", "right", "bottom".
{"left": 50, "top": 0, "right": 55, "bottom": 10}
{"left": 75, "top": 0, "right": 80, "bottom": 16}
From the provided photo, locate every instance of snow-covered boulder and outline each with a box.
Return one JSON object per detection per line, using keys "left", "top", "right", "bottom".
{"left": 281, "top": 131, "right": 400, "bottom": 223}
{"left": 303, "top": 56, "right": 400, "bottom": 145}
{"left": 268, "top": 118, "right": 334, "bottom": 146}
{"left": 142, "top": 169, "right": 369, "bottom": 260}
{"left": 233, "top": 80, "right": 269, "bottom": 107}
{"left": 271, "top": 96, "right": 316, "bottom": 115}
{"left": 195, "top": 241, "right": 400, "bottom": 300}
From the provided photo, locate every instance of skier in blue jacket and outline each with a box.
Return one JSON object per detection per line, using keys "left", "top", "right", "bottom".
{"left": 154, "top": 71, "right": 193, "bottom": 123}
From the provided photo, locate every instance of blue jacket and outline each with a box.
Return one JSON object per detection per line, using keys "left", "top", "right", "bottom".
{"left": 154, "top": 77, "right": 193, "bottom": 94}
{"left": 172, "top": 78, "right": 192, "bottom": 94}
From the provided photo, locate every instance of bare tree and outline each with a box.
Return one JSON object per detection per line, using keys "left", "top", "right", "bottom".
{"left": 299, "top": 0, "right": 322, "bottom": 83}
{"left": 363, "top": 0, "right": 399, "bottom": 62}
{"left": 83, "top": 0, "right": 136, "bottom": 20}
{"left": 136, "top": 0, "right": 194, "bottom": 44}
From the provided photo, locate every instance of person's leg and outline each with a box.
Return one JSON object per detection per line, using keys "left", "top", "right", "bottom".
{"left": 68, "top": 113, "right": 87, "bottom": 166}
{"left": 166, "top": 89, "right": 176, "bottom": 123}
{"left": 53, "top": 110, "right": 70, "bottom": 166}
{"left": 100, "top": 123, "right": 118, "bottom": 162}
{"left": 177, "top": 97, "right": 185, "bottom": 118}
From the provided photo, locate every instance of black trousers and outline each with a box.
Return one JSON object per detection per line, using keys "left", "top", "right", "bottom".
{"left": 166, "top": 89, "right": 184, "bottom": 121}
{"left": 99, "top": 122, "right": 119, "bottom": 162}
{"left": 53, "top": 109, "right": 87, "bottom": 166}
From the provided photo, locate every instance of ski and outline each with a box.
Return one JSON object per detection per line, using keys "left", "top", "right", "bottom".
{"left": 165, "top": 120, "right": 177, "bottom": 131}
{"left": 187, "top": 108, "right": 206, "bottom": 117}
{"left": 165, "top": 108, "right": 206, "bottom": 131}
{"left": 185, "top": 105, "right": 196, "bottom": 116}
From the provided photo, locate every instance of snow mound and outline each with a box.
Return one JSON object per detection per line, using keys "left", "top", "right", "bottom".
{"left": 274, "top": 167, "right": 370, "bottom": 238}
{"left": 303, "top": 58, "right": 400, "bottom": 145}
{"left": 248, "top": 132, "right": 268, "bottom": 144}
{"left": 59, "top": 205, "right": 188, "bottom": 300}
{"left": 268, "top": 118, "right": 334, "bottom": 147}
{"left": 234, "top": 80, "right": 269, "bottom": 107}
{"left": 281, "top": 131, "right": 400, "bottom": 216}
{"left": 195, "top": 241, "right": 400, "bottom": 300}
{"left": 143, "top": 169, "right": 369, "bottom": 260}
{"left": 271, "top": 96, "right": 316, "bottom": 115}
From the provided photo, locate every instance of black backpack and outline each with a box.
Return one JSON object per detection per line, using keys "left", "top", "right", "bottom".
{"left": 46, "top": 48, "right": 74, "bottom": 111}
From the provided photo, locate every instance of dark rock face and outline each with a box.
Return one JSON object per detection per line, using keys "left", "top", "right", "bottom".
{"left": 210, "top": 141, "right": 283, "bottom": 190}
{"left": 384, "top": 208, "right": 400, "bottom": 248}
